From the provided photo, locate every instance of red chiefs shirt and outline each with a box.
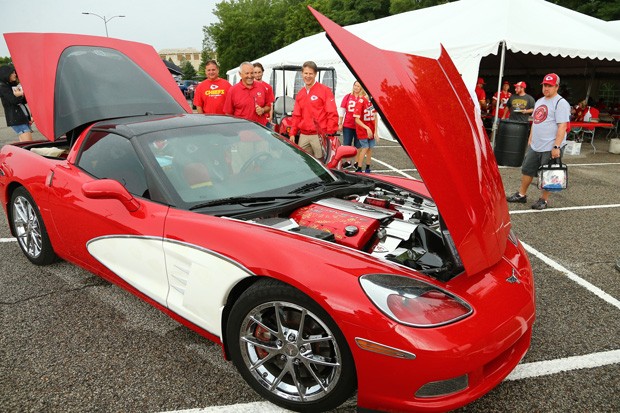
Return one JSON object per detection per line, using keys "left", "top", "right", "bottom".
{"left": 339, "top": 93, "right": 358, "bottom": 129}
{"left": 353, "top": 96, "right": 376, "bottom": 139}
{"left": 492, "top": 91, "right": 512, "bottom": 119}
{"left": 290, "top": 82, "right": 339, "bottom": 136}
{"left": 193, "top": 78, "right": 231, "bottom": 115}
{"left": 223, "top": 81, "right": 270, "bottom": 124}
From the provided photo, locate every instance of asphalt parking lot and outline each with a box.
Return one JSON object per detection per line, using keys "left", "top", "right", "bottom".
{"left": 1, "top": 113, "right": 619, "bottom": 413}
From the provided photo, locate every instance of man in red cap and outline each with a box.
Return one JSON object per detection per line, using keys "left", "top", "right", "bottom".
{"left": 475, "top": 77, "right": 488, "bottom": 111}
{"left": 507, "top": 81, "right": 535, "bottom": 122}
{"left": 507, "top": 73, "right": 571, "bottom": 210}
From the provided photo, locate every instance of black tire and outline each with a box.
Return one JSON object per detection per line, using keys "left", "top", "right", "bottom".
{"left": 227, "top": 278, "right": 356, "bottom": 412}
{"left": 10, "top": 187, "right": 57, "bottom": 265}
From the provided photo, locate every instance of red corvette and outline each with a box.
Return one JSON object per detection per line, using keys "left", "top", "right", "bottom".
{"left": 1, "top": 11, "right": 535, "bottom": 413}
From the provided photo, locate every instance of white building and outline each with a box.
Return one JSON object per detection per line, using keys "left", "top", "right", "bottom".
{"left": 159, "top": 48, "right": 201, "bottom": 71}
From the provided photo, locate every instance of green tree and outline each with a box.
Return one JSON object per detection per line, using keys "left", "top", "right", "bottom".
{"left": 0, "top": 56, "right": 12, "bottom": 65}
{"left": 552, "top": 0, "right": 620, "bottom": 20}
{"left": 390, "top": 0, "right": 452, "bottom": 14}
{"left": 206, "top": 0, "right": 291, "bottom": 73}
{"left": 181, "top": 60, "right": 197, "bottom": 80}
{"left": 204, "top": 0, "right": 393, "bottom": 73}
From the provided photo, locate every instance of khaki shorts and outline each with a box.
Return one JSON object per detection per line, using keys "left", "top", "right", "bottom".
{"left": 298, "top": 133, "right": 323, "bottom": 158}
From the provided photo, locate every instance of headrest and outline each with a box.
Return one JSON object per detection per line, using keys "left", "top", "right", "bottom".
{"left": 273, "top": 96, "right": 295, "bottom": 115}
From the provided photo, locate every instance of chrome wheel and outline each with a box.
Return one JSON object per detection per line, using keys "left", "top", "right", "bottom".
{"left": 12, "top": 194, "right": 43, "bottom": 259}
{"left": 10, "top": 187, "right": 57, "bottom": 265}
{"left": 228, "top": 279, "right": 355, "bottom": 411}
{"left": 239, "top": 301, "right": 342, "bottom": 402}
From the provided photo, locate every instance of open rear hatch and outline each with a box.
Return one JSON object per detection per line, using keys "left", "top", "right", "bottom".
{"left": 4, "top": 32, "right": 191, "bottom": 142}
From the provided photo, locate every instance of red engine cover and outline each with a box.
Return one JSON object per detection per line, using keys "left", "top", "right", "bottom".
{"left": 290, "top": 204, "right": 380, "bottom": 250}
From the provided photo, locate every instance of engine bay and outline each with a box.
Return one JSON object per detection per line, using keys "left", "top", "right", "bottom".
{"left": 251, "top": 181, "right": 464, "bottom": 282}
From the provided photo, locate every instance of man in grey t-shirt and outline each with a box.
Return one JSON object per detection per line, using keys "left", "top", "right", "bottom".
{"left": 506, "top": 73, "right": 571, "bottom": 210}
{"left": 507, "top": 81, "right": 535, "bottom": 122}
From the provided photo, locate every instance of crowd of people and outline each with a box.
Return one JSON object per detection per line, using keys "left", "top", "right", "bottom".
{"left": 191, "top": 59, "right": 379, "bottom": 171}
{"left": 476, "top": 77, "right": 536, "bottom": 122}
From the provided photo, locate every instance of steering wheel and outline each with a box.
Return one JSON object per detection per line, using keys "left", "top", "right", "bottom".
{"left": 240, "top": 151, "right": 273, "bottom": 173}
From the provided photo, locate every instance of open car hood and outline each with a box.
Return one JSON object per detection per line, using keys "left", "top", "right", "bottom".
{"left": 4, "top": 33, "right": 191, "bottom": 141}
{"left": 311, "top": 9, "right": 510, "bottom": 275}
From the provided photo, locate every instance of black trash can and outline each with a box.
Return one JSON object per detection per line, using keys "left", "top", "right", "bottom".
{"left": 494, "top": 119, "right": 530, "bottom": 167}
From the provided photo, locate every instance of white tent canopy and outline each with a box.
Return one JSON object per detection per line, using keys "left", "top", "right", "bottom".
{"left": 227, "top": 0, "right": 620, "bottom": 138}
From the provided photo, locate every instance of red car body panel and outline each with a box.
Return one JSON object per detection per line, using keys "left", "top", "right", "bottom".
{"left": 4, "top": 32, "right": 191, "bottom": 141}
{"left": 310, "top": 8, "right": 511, "bottom": 276}
{"left": 0, "top": 26, "right": 535, "bottom": 413}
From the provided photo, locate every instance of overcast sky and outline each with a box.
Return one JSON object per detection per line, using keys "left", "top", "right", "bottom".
{"left": 1, "top": 0, "right": 220, "bottom": 57}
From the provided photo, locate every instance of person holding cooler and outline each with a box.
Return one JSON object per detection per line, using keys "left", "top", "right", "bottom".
{"left": 506, "top": 73, "right": 571, "bottom": 210}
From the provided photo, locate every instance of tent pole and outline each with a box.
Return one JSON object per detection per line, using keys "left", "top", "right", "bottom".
{"left": 490, "top": 41, "right": 506, "bottom": 148}
{"left": 585, "top": 64, "right": 595, "bottom": 103}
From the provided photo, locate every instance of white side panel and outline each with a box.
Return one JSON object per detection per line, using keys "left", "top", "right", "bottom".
{"left": 164, "top": 241, "right": 252, "bottom": 338}
{"left": 87, "top": 237, "right": 168, "bottom": 306}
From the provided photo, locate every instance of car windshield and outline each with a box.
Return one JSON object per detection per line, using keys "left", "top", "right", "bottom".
{"left": 141, "top": 122, "right": 336, "bottom": 208}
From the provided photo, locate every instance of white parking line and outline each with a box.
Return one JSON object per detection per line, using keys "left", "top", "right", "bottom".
{"left": 520, "top": 240, "right": 620, "bottom": 311}
{"left": 499, "top": 162, "right": 620, "bottom": 168}
{"left": 510, "top": 203, "right": 620, "bottom": 214}
{"left": 161, "top": 349, "right": 620, "bottom": 413}
{"left": 372, "top": 158, "right": 417, "bottom": 178}
{"left": 0, "top": 237, "right": 16, "bottom": 242}
{"left": 162, "top": 401, "right": 291, "bottom": 413}
{"left": 506, "top": 349, "right": 620, "bottom": 381}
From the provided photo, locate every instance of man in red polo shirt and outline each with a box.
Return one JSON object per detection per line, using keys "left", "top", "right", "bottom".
{"left": 193, "top": 60, "right": 231, "bottom": 115}
{"left": 289, "top": 61, "right": 339, "bottom": 158}
{"left": 223, "top": 62, "right": 271, "bottom": 125}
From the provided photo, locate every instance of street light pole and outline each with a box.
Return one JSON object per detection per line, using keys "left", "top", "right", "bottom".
{"left": 81, "top": 12, "right": 125, "bottom": 37}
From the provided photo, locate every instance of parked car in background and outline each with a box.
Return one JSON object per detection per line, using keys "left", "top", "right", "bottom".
{"left": 186, "top": 81, "right": 198, "bottom": 101}
{"left": 178, "top": 79, "right": 198, "bottom": 99}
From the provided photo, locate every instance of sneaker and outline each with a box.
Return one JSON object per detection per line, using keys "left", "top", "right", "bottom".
{"left": 531, "top": 198, "right": 547, "bottom": 210}
{"left": 355, "top": 167, "right": 362, "bottom": 173}
{"left": 364, "top": 167, "right": 371, "bottom": 173}
{"left": 342, "top": 161, "right": 351, "bottom": 169}
{"left": 506, "top": 192, "right": 527, "bottom": 203}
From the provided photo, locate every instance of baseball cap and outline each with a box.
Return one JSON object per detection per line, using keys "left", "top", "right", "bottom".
{"left": 502, "top": 80, "right": 510, "bottom": 85}
{"left": 541, "top": 73, "right": 560, "bottom": 86}
{"left": 514, "top": 81, "right": 527, "bottom": 88}
{"left": 477, "top": 77, "right": 485, "bottom": 85}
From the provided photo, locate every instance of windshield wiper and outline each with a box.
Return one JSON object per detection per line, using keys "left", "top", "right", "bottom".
{"left": 189, "top": 195, "right": 301, "bottom": 210}
{"left": 289, "top": 179, "right": 348, "bottom": 194}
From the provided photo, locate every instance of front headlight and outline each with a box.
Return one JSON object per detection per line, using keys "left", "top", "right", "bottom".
{"left": 360, "top": 274, "right": 473, "bottom": 327}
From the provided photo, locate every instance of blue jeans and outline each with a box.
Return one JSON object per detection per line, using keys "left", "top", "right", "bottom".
{"left": 358, "top": 138, "right": 376, "bottom": 149}
{"left": 342, "top": 127, "right": 360, "bottom": 148}
{"left": 11, "top": 124, "right": 32, "bottom": 135}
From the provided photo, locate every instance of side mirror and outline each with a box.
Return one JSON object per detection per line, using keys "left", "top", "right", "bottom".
{"left": 327, "top": 145, "right": 358, "bottom": 169}
{"left": 82, "top": 179, "right": 141, "bottom": 212}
